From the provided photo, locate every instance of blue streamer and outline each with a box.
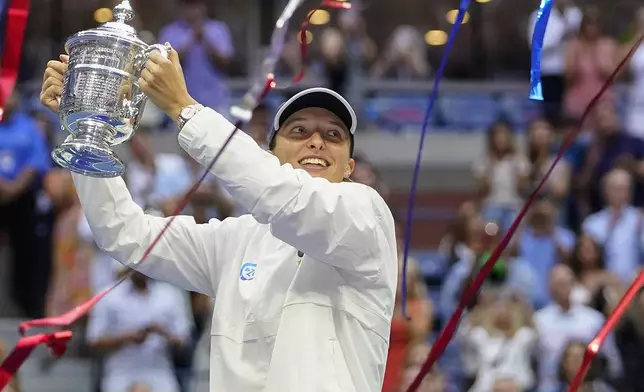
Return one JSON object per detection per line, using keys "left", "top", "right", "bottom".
{"left": 400, "top": 0, "right": 471, "bottom": 318}
{"left": 529, "top": 0, "right": 554, "bottom": 101}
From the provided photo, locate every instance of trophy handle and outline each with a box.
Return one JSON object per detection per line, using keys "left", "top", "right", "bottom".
{"left": 125, "top": 43, "right": 170, "bottom": 116}
{"left": 145, "top": 43, "right": 169, "bottom": 60}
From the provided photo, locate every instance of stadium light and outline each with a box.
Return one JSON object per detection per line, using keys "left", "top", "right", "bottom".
{"left": 94, "top": 8, "right": 113, "bottom": 23}
{"left": 446, "top": 9, "right": 470, "bottom": 24}
{"left": 424, "top": 30, "right": 448, "bottom": 46}
{"left": 308, "top": 10, "right": 330, "bottom": 25}
{"left": 297, "top": 30, "right": 314, "bottom": 44}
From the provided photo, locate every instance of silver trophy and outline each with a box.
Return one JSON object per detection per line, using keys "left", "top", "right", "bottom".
{"left": 52, "top": 0, "right": 167, "bottom": 177}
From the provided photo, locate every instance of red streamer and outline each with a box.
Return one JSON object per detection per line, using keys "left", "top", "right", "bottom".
{"left": 0, "top": 1, "right": 350, "bottom": 388}
{"left": 0, "top": 0, "right": 30, "bottom": 119}
{"left": 406, "top": 34, "right": 644, "bottom": 392}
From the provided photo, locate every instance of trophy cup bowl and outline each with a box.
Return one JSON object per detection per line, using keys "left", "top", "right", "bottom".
{"left": 52, "top": 0, "right": 167, "bottom": 178}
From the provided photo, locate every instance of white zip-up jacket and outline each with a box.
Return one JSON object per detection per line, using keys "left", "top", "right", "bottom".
{"left": 72, "top": 108, "right": 398, "bottom": 392}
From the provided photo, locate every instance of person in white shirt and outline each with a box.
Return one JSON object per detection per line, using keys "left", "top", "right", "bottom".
{"left": 460, "top": 294, "right": 537, "bottom": 392}
{"left": 40, "top": 48, "right": 397, "bottom": 392}
{"left": 527, "top": 0, "right": 582, "bottom": 125}
{"left": 582, "top": 168, "right": 644, "bottom": 283}
{"left": 86, "top": 271, "right": 192, "bottom": 392}
{"left": 533, "top": 264, "right": 622, "bottom": 392}
{"left": 625, "top": 7, "right": 644, "bottom": 140}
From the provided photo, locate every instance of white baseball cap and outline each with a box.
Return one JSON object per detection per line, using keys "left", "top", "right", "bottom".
{"left": 270, "top": 87, "right": 357, "bottom": 155}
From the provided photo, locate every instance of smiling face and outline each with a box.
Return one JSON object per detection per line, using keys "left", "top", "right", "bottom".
{"left": 271, "top": 107, "right": 355, "bottom": 183}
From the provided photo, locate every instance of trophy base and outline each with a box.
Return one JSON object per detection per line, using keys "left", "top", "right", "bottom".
{"left": 52, "top": 138, "right": 125, "bottom": 178}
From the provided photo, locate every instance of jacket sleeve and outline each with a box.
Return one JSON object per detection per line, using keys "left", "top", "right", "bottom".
{"left": 178, "top": 108, "right": 396, "bottom": 281}
{"left": 72, "top": 173, "right": 230, "bottom": 296}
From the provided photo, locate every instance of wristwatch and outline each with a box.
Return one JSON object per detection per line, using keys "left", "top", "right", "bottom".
{"left": 176, "top": 103, "right": 204, "bottom": 130}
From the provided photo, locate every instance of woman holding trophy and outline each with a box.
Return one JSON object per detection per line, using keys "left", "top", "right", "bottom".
{"left": 38, "top": 3, "right": 397, "bottom": 391}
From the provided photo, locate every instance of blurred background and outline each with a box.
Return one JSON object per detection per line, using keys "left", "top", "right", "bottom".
{"left": 3, "top": 0, "right": 644, "bottom": 391}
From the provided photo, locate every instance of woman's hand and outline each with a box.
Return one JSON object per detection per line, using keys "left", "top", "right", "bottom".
{"left": 39, "top": 55, "right": 68, "bottom": 114}
{"left": 139, "top": 47, "right": 197, "bottom": 121}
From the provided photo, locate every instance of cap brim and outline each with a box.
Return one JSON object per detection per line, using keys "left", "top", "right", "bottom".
{"left": 273, "top": 87, "right": 356, "bottom": 135}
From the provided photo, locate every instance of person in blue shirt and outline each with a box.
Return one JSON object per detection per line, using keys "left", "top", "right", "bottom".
{"left": 0, "top": 91, "right": 53, "bottom": 318}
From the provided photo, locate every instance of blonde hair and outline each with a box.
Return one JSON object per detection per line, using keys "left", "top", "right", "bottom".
{"left": 480, "top": 300, "right": 526, "bottom": 337}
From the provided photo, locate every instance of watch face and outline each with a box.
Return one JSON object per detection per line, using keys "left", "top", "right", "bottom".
{"left": 181, "top": 106, "right": 196, "bottom": 119}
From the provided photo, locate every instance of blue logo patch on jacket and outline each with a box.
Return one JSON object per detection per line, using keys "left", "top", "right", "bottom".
{"left": 240, "top": 262, "right": 257, "bottom": 281}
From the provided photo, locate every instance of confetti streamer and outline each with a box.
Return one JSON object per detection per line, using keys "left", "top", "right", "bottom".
{"left": 404, "top": 29, "right": 644, "bottom": 392}
{"left": 400, "top": 0, "right": 471, "bottom": 318}
{"left": 0, "top": 1, "right": 351, "bottom": 388}
{"left": 0, "top": 0, "right": 30, "bottom": 119}
{"left": 529, "top": 0, "right": 554, "bottom": 101}
{"left": 231, "top": 0, "right": 351, "bottom": 122}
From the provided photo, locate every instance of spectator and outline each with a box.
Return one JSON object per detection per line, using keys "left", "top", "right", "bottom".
{"left": 440, "top": 214, "right": 538, "bottom": 320}
{"left": 517, "top": 197, "right": 575, "bottom": 309}
{"left": 525, "top": 119, "right": 571, "bottom": 205}
{"left": 148, "top": 153, "right": 194, "bottom": 216}
{"left": 438, "top": 201, "right": 480, "bottom": 267}
{"left": 45, "top": 169, "right": 94, "bottom": 317}
{"left": 473, "top": 121, "right": 529, "bottom": 233}
{"left": 533, "top": 265, "right": 622, "bottom": 392}
{"left": 623, "top": 6, "right": 644, "bottom": 140}
{"left": 126, "top": 128, "right": 157, "bottom": 209}
{"left": 575, "top": 102, "right": 644, "bottom": 214}
{"left": 182, "top": 152, "right": 236, "bottom": 222}
{"left": 567, "top": 234, "right": 617, "bottom": 307}
{"left": 248, "top": 103, "right": 271, "bottom": 149}
{"left": 124, "top": 130, "right": 197, "bottom": 218}
{"left": 319, "top": 28, "right": 349, "bottom": 95}
{"left": 337, "top": 10, "right": 377, "bottom": 64}
{"left": 350, "top": 153, "right": 390, "bottom": 201}
{"left": 158, "top": 0, "right": 234, "bottom": 114}
{"left": 78, "top": 211, "right": 122, "bottom": 297}
{"left": 582, "top": 168, "right": 644, "bottom": 284}
{"left": 460, "top": 294, "right": 537, "bottom": 392}
{"left": 276, "top": 33, "right": 305, "bottom": 80}
{"left": 337, "top": 9, "right": 377, "bottom": 110}
{"left": 383, "top": 232, "right": 433, "bottom": 392}
{"left": 551, "top": 341, "right": 615, "bottom": 392}
{"left": 561, "top": 117, "right": 591, "bottom": 231}
{"left": 0, "top": 91, "right": 52, "bottom": 318}
{"left": 527, "top": 0, "right": 582, "bottom": 127}
{"left": 370, "top": 25, "right": 431, "bottom": 80}
{"left": 563, "top": 7, "right": 617, "bottom": 126}
{"left": 86, "top": 271, "right": 192, "bottom": 392}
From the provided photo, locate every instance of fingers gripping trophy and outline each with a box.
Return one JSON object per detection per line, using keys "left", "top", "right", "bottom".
{"left": 44, "top": 0, "right": 171, "bottom": 177}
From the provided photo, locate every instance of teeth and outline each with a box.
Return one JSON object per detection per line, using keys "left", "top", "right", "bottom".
{"left": 300, "top": 158, "right": 328, "bottom": 167}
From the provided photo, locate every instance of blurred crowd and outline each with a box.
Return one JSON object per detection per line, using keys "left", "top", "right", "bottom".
{"left": 3, "top": 0, "right": 644, "bottom": 392}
